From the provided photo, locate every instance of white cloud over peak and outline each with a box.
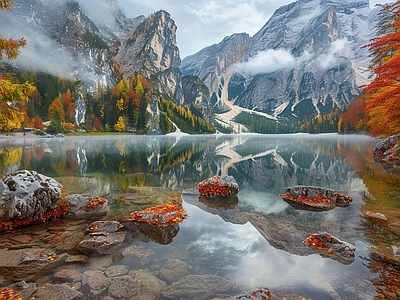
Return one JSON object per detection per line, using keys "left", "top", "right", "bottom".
{"left": 236, "top": 48, "right": 296, "bottom": 75}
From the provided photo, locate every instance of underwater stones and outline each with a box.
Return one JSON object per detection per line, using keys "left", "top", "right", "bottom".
{"left": 304, "top": 232, "right": 356, "bottom": 264}
{"left": 280, "top": 186, "right": 352, "bottom": 211}
{"left": 161, "top": 274, "right": 235, "bottom": 300}
{"left": 0, "top": 248, "right": 67, "bottom": 282}
{"left": 198, "top": 175, "right": 239, "bottom": 197}
{"left": 0, "top": 170, "right": 62, "bottom": 224}
{"left": 66, "top": 194, "right": 109, "bottom": 220}
{"left": 81, "top": 270, "right": 111, "bottom": 297}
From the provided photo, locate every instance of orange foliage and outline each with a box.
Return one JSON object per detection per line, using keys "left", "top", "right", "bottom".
{"left": 93, "top": 116, "right": 102, "bottom": 131}
{"left": 0, "top": 287, "right": 22, "bottom": 300}
{"left": 304, "top": 234, "right": 334, "bottom": 254}
{"left": 129, "top": 202, "right": 188, "bottom": 227}
{"left": 0, "top": 201, "right": 70, "bottom": 232}
{"left": 363, "top": 2, "right": 400, "bottom": 136}
{"left": 84, "top": 197, "right": 108, "bottom": 211}
{"left": 33, "top": 115, "right": 44, "bottom": 129}
{"left": 339, "top": 91, "right": 369, "bottom": 133}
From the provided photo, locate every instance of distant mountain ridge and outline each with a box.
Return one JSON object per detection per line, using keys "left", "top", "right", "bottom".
{"left": 181, "top": 0, "right": 379, "bottom": 132}
{"left": 0, "top": 0, "right": 379, "bottom": 134}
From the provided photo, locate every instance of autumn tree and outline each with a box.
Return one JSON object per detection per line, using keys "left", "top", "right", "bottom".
{"left": 363, "top": 1, "right": 400, "bottom": 136}
{"left": 0, "top": 0, "right": 36, "bottom": 132}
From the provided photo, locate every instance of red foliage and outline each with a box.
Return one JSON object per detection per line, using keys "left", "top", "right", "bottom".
{"left": 129, "top": 202, "right": 188, "bottom": 227}
{"left": 84, "top": 197, "right": 108, "bottom": 211}
{"left": 0, "top": 202, "right": 70, "bottom": 232}
{"left": 0, "top": 287, "right": 22, "bottom": 300}
{"left": 304, "top": 234, "right": 334, "bottom": 254}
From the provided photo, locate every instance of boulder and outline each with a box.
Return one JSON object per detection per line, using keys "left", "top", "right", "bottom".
{"left": 304, "top": 232, "right": 356, "bottom": 264}
{"left": 121, "top": 202, "right": 187, "bottom": 244}
{"left": 66, "top": 194, "right": 109, "bottom": 220}
{"left": 373, "top": 134, "right": 400, "bottom": 161}
{"left": 0, "top": 170, "right": 62, "bottom": 224}
{"left": 279, "top": 186, "right": 352, "bottom": 211}
{"left": 30, "top": 283, "right": 83, "bottom": 300}
{"left": 108, "top": 275, "right": 140, "bottom": 299}
{"left": 198, "top": 175, "right": 239, "bottom": 197}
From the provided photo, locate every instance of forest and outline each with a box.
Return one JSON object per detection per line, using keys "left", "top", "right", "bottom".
{"left": 0, "top": 1, "right": 399, "bottom": 136}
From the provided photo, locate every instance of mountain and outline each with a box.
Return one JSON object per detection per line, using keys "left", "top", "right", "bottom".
{"left": 181, "top": 0, "right": 379, "bottom": 132}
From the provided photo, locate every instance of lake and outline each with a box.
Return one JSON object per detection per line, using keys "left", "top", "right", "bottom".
{"left": 1, "top": 133, "right": 399, "bottom": 299}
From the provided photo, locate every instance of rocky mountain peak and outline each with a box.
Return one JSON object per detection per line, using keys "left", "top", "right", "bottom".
{"left": 117, "top": 10, "right": 183, "bottom": 103}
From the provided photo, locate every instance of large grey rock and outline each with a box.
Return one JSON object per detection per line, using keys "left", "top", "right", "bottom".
{"left": 76, "top": 231, "right": 126, "bottom": 255}
{"left": 0, "top": 170, "right": 62, "bottom": 221}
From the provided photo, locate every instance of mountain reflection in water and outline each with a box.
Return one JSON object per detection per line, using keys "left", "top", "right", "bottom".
{"left": 0, "top": 133, "right": 399, "bottom": 299}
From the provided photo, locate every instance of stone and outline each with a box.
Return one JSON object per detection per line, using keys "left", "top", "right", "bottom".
{"left": 104, "top": 265, "right": 129, "bottom": 277}
{"left": 66, "top": 194, "right": 109, "bottom": 220}
{"left": 65, "top": 255, "right": 89, "bottom": 264}
{"left": 81, "top": 270, "right": 111, "bottom": 297}
{"left": 108, "top": 275, "right": 140, "bottom": 299}
{"left": 362, "top": 211, "right": 388, "bottom": 223}
{"left": 160, "top": 259, "right": 188, "bottom": 283}
{"left": 304, "top": 232, "right": 356, "bottom": 264}
{"left": 129, "top": 270, "right": 167, "bottom": 300}
{"left": 0, "top": 170, "right": 62, "bottom": 223}
{"left": 53, "top": 269, "right": 82, "bottom": 283}
{"left": 373, "top": 134, "right": 400, "bottom": 161}
{"left": 112, "top": 245, "right": 156, "bottom": 266}
{"left": 0, "top": 248, "right": 67, "bottom": 282}
{"left": 198, "top": 175, "right": 239, "bottom": 197}
{"left": 161, "top": 274, "right": 235, "bottom": 300}
{"left": 76, "top": 231, "right": 126, "bottom": 255}
{"left": 7, "top": 281, "right": 37, "bottom": 300}
{"left": 30, "top": 283, "right": 83, "bottom": 300}
{"left": 280, "top": 186, "right": 352, "bottom": 211}
{"left": 86, "top": 220, "right": 123, "bottom": 233}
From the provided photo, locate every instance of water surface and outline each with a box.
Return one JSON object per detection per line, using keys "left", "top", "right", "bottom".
{"left": 1, "top": 133, "right": 399, "bottom": 299}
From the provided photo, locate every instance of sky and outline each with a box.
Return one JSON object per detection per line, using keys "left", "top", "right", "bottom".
{"left": 118, "top": 0, "right": 386, "bottom": 58}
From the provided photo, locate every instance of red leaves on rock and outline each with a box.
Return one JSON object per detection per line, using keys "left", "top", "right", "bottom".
{"left": 129, "top": 202, "right": 188, "bottom": 227}
{"left": 198, "top": 175, "right": 239, "bottom": 197}
{"left": 0, "top": 287, "right": 22, "bottom": 300}
{"left": 84, "top": 197, "right": 108, "bottom": 211}
{"left": 304, "top": 234, "right": 334, "bottom": 254}
{"left": 0, "top": 202, "right": 70, "bottom": 232}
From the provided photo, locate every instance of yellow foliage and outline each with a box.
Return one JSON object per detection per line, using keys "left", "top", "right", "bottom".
{"left": 114, "top": 116, "right": 126, "bottom": 132}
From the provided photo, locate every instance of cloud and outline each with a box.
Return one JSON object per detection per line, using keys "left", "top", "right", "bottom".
{"left": 236, "top": 48, "right": 296, "bottom": 75}
{"left": 318, "top": 38, "right": 352, "bottom": 69}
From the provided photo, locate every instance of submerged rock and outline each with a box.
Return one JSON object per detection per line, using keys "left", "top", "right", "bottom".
{"left": 161, "top": 274, "right": 236, "bottom": 300}
{"left": 0, "top": 248, "right": 67, "bottom": 282}
{"left": 0, "top": 170, "right": 63, "bottom": 228}
{"left": 198, "top": 175, "right": 239, "bottom": 197}
{"left": 304, "top": 232, "right": 356, "bottom": 264}
{"left": 279, "top": 186, "right": 352, "bottom": 211}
